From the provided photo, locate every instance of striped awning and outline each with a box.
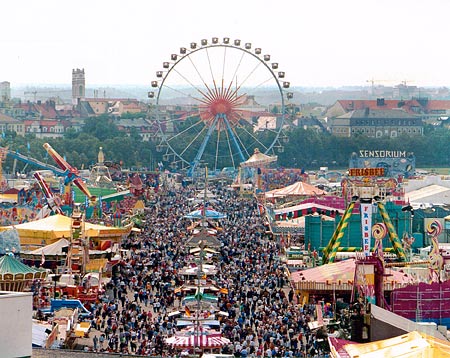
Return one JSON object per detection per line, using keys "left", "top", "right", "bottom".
{"left": 165, "top": 329, "right": 230, "bottom": 348}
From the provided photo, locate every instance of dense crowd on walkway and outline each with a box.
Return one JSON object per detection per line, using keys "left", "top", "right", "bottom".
{"left": 84, "top": 183, "right": 331, "bottom": 357}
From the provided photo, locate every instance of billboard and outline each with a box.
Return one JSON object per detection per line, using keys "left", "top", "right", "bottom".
{"left": 349, "top": 150, "right": 415, "bottom": 178}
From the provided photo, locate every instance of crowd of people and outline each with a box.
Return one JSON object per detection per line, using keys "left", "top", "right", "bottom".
{"left": 83, "top": 183, "right": 333, "bottom": 357}
{"left": 260, "top": 168, "right": 308, "bottom": 192}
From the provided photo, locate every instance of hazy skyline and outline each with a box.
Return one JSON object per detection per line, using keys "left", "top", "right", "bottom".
{"left": 2, "top": 0, "right": 450, "bottom": 88}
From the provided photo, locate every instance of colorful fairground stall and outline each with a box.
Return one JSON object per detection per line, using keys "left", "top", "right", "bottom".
{"left": 0, "top": 214, "right": 132, "bottom": 251}
{"left": 0, "top": 254, "right": 47, "bottom": 291}
{"left": 290, "top": 258, "right": 413, "bottom": 305}
{"left": 20, "top": 237, "right": 112, "bottom": 272}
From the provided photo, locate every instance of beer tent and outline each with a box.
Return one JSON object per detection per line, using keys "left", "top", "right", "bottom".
{"left": 0, "top": 214, "right": 131, "bottom": 250}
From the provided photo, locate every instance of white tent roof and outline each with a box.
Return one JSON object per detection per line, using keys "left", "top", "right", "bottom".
{"left": 407, "top": 184, "right": 450, "bottom": 205}
{"left": 370, "top": 304, "right": 447, "bottom": 341}
{"left": 274, "top": 203, "right": 344, "bottom": 215}
{"left": 195, "top": 189, "right": 216, "bottom": 199}
{"left": 265, "top": 181, "right": 326, "bottom": 198}
{"left": 27, "top": 238, "right": 70, "bottom": 256}
{"left": 336, "top": 330, "right": 450, "bottom": 358}
{"left": 32, "top": 320, "right": 53, "bottom": 347}
{"left": 240, "top": 148, "right": 277, "bottom": 168}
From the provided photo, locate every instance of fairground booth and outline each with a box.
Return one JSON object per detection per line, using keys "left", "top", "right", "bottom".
{"left": 0, "top": 214, "right": 132, "bottom": 251}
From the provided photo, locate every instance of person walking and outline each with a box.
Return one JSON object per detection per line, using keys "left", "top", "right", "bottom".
{"left": 92, "top": 334, "right": 98, "bottom": 352}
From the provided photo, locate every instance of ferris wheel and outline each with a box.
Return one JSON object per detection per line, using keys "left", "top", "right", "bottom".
{"left": 149, "top": 37, "right": 293, "bottom": 176}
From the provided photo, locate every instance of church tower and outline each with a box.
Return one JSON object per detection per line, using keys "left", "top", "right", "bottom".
{"left": 72, "top": 68, "right": 85, "bottom": 105}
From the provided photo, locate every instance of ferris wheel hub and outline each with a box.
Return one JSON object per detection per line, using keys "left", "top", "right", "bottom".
{"left": 210, "top": 98, "right": 232, "bottom": 116}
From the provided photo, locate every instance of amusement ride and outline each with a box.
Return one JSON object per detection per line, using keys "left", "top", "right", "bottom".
{"left": 149, "top": 37, "right": 292, "bottom": 177}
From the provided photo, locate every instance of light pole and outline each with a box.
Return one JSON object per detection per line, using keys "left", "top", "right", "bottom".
{"left": 401, "top": 204, "right": 414, "bottom": 236}
{"left": 51, "top": 274, "right": 61, "bottom": 299}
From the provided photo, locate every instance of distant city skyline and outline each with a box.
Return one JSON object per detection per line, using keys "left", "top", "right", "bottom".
{"left": 2, "top": 0, "right": 450, "bottom": 88}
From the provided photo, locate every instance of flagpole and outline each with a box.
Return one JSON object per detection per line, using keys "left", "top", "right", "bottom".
{"left": 195, "top": 239, "right": 206, "bottom": 355}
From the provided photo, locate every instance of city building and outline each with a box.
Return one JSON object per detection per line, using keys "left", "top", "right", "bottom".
{"left": 72, "top": 69, "right": 85, "bottom": 106}
{"left": 330, "top": 108, "right": 423, "bottom": 138}
{"left": 0, "top": 112, "right": 25, "bottom": 136}
{"left": 24, "top": 119, "right": 71, "bottom": 139}
{"left": 15, "top": 100, "right": 59, "bottom": 120}
{"left": 0, "top": 81, "right": 11, "bottom": 103}
{"left": 326, "top": 98, "right": 423, "bottom": 118}
{"left": 83, "top": 98, "right": 146, "bottom": 116}
{"left": 326, "top": 98, "right": 450, "bottom": 123}
{"left": 115, "top": 117, "right": 156, "bottom": 141}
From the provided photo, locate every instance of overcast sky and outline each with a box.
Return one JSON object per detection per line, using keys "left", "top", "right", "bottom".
{"left": 2, "top": 0, "right": 449, "bottom": 88}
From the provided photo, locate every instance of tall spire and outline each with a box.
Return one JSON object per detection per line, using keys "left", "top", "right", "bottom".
{"left": 98, "top": 147, "right": 105, "bottom": 164}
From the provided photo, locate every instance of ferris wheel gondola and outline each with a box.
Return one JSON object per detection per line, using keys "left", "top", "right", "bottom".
{"left": 149, "top": 37, "right": 293, "bottom": 177}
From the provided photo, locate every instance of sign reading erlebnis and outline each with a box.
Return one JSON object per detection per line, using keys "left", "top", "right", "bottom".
{"left": 360, "top": 203, "right": 372, "bottom": 257}
{"left": 348, "top": 168, "right": 385, "bottom": 177}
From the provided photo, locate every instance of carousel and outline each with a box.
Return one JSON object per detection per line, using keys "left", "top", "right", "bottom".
{"left": 0, "top": 253, "right": 46, "bottom": 291}
{"left": 237, "top": 148, "right": 277, "bottom": 194}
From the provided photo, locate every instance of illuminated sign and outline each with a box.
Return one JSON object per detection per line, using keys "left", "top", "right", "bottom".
{"left": 350, "top": 151, "right": 415, "bottom": 178}
{"left": 359, "top": 150, "right": 409, "bottom": 158}
{"left": 360, "top": 203, "right": 372, "bottom": 257}
{"left": 349, "top": 168, "right": 385, "bottom": 177}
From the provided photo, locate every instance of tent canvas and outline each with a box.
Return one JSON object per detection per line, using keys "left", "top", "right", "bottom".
{"left": 195, "top": 189, "right": 216, "bottom": 199}
{"left": 26, "top": 238, "right": 70, "bottom": 256}
{"left": 0, "top": 214, "right": 131, "bottom": 248}
{"left": 240, "top": 148, "right": 277, "bottom": 168}
{"left": 184, "top": 208, "right": 226, "bottom": 220}
{"left": 0, "top": 254, "right": 44, "bottom": 275}
{"left": 330, "top": 331, "right": 450, "bottom": 358}
{"left": 274, "top": 203, "right": 344, "bottom": 216}
{"left": 291, "top": 259, "right": 412, "bottom": 287}
{"left": 265, "top": 181, "right": 326, "bottom": 198}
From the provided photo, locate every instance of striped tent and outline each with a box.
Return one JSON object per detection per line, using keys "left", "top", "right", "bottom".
{"left": 165, "top": 328, "right": 230, "bottom": 349}
{"left": 290, "top": 258, "right": 412, "bottom": 293}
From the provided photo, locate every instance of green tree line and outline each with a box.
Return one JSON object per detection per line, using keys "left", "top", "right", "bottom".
{"left": 0, "top": 116, "right": 448, "bottom": 174}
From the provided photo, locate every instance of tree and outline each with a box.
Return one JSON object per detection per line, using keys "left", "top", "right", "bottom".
{"left": 82, "top": 115, "right": 125, "bottom": 141}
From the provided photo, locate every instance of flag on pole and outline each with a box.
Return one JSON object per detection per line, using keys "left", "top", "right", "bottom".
{"left": 219, "top": 288, "right": 228, "bottom": 295}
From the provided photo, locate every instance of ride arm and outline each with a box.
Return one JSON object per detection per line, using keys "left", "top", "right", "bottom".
{"left": 376, "top": 201, "right": 407, "bottom": 262}
{"left": 33, "top": 172, "right": 64, "bottom": 215}
{"left": 322, "top": 201, "right": 356, "bottom": 265}
{"left": 3, "top": 147, "right": 65, "bottom": 177}
{"left": 43, "top": 143, "right": 96, "bottom": 203}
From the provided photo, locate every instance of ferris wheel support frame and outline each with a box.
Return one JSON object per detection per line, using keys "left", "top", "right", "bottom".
{"left": 188, "top": 116, "right": 219, "bottom": 177}
{"left": 150, "top": 38, "right": 292, "bottom": 172}
{"left": 224, "top": 115, "right": 246, "bottom": 163}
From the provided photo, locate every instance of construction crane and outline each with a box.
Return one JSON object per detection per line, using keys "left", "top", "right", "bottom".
{"left": 23, "top": 89, "right": 68, "bottom": 102}
{"left": 365, "top": 79, "right": 394, "bottom": 95}
{"left": 24, "top": 91, "right": 38, "bottom": 102}
{"left": 366, "top": 79, "right": 414, "bottom": 95}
